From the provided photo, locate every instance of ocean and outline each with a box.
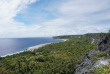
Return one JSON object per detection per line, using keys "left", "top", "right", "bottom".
{"left": 0, "top": 37, "right": 63, "bottom": 56}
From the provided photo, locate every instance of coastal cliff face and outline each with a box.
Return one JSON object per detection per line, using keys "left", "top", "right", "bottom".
{"left": 75, "top": 50, "right": 100, "bottom": 74}
{"left": 83, "top": 34, "right": 105, "bottom": 44}
{"left": 53, "top": 35, "right": 83, "bottom": 39}
{"left": 84, "top": 33, "right": 110, "bottom": 53}
{"left": 98, "top": 34, "right": 110, "bottom": 52}
{"left": 75, "top": 33, "right": 110, "bottom": 74}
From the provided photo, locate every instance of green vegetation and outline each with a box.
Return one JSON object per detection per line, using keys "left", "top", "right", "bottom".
{"left": 0, "top": 38, "right": 97, "bottom": 74}
{"left": 91, "top": 51, "right": 110, "bottom": 74}
{"left": 91, "top": 51, "right": 107, "bottom": 62}
{"left": 108, "top": 30, "right": 110, "bottom": 33}
{"left": 53, "top": 35, "right": 83, "bottom": 39}
{"left": 84, "top": 33, "right": 105, "bottom": 36}
{"left": 91, "top": 65, "right": 110, "bottom": 74}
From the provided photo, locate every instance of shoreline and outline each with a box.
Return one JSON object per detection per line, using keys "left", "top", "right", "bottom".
{"left": 26, "top": 43, "right": 51, "bottom": 51}
{"left": 1, "top": 39, "right": 67, "bottom": 57}
{"left": 26, "top": 39, "right": 68, "bottom": 51}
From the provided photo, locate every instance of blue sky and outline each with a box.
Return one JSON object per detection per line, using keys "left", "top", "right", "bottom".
{"left": 14, "top": 0, "right": 57, "bottom": 24}
{"left": 0, "top": 0, "right": 110, "bottom": 38}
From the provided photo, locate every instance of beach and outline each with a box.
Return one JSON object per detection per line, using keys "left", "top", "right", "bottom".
{"left": 26, "top": 43, "right": 51, "bottom": 51}
{"left": 1, "top": 39, "right": 67, "bottom": 57}
{"left": 26, "top": 39, "right": 68, "bottom": 51}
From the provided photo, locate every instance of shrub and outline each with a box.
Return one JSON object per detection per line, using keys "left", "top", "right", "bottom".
{"left": 91, "top": 65, "right": 110, "bottom": 74}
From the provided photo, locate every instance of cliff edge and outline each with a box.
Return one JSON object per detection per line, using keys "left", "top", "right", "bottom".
{"left": 75, "top": 33, "right": 110, "bottom": 74}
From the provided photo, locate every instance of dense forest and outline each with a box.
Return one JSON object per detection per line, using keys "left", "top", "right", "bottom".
{"left": 0, "top": 38, "right": 97, "bottom": 74}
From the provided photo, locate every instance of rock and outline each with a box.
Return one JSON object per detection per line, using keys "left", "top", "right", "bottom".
{"left": 75, "top": 33, "right": 110, "bottom": 74}
{"left": 75, "top": 50, "right": 99, "bottom": 74}
{"left": 93, "top": 58, "right": 110, "bottom": 68}
{"left": 83, "top": 34, "right": 104, "bottom": 44}
{"left": 98, "top": 34, "right": 110, "bottom": 53}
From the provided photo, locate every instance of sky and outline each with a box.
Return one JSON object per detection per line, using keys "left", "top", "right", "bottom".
{"left": 0, "top": 0, "right": 110, "bottom": 38}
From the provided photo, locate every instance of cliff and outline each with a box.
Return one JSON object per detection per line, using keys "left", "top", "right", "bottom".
{"left": 83, "top": 33, "right": 105, "bottom": 44}
{"left": 75, "top": 33, "right": 110, "bottom": 74}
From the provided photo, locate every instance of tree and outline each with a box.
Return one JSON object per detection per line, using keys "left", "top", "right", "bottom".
{"left": 108, "top": 30, "right": 110, "bottom": 33}
{"left": 0, "top": 56, "right": 2, "bottom": 60}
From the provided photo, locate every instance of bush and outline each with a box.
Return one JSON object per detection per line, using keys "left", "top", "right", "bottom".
{"left": 36, "top": 57, "right": 49, "bottom": 62}
{"left": 91, "top": 65, "right": 110, "bottom": 74}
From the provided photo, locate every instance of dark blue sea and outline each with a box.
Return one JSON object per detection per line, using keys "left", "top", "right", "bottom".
{"left": 0, "top": 37, "right": 63, "bottom": 56}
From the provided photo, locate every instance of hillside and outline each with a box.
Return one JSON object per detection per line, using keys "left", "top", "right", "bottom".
{"left": 0, "top": 37, "right": 97, "bottom": 74}
{"left": 0, "top": 33, "right": 110, "bottom": 74}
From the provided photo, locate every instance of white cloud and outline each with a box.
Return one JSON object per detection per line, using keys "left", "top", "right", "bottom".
{"left": 0, "top": 0, "right": 41, "bottom": 38}
{"left": 0, "top": 0, "right": 37, "bottom": 20}
{"left": 0, "top": 0, "right": 110, "bottom": 38}
{"left": 59, "top": 0, "right": 109, "bottom": 15}
{"left": 42, "top": 0, "right": 110, "bottom": 36}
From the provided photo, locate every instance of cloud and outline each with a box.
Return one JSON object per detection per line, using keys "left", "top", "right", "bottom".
{"left": 0, "top": 0, "right": 40, "bottom": 38}
{"left": 0, "top": 0, "right": 37, "bottom": 20}
{"left": 59, "top": 0, "right": 109, "bottom": 15}
{"left": 0, "top": 0, "right": 110, "bottom": 38}
{"left": 43, "top": 0, "right": 110, "bottom": 35}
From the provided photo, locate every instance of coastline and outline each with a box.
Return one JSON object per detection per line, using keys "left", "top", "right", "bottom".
{"left": 26, "top": 43, "right": 51, "bottom": 51}
{"left": 1, "top": 39, "right": 67, "bottom": 57}
{"left": 26, "top": 39, "right": 68, "bottom": 51}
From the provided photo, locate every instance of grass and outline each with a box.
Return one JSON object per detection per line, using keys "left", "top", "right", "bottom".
{"left": 91, "top": 65, "right": 110, "bottom": 74}
{"left": 0, "top": 38, "right": 97, "bottom": 74}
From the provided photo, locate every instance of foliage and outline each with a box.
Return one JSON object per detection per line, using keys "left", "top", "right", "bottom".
{"left": 0, "top": 38, "right": 97, "bottom": 74}
{"left": 91, "top": 65, "right": 110, "bottom": 74}
{"left": 84, "top": 33, "right": 105, "bottom": 36}
{"left": 53, "top": 35, "right": 83, "bottom": 39}
{"left": 91, "top": 51, "right": 107, "bottom": 62}
{"left": 108, "top": 30, "right": 110, "bottom": 33}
